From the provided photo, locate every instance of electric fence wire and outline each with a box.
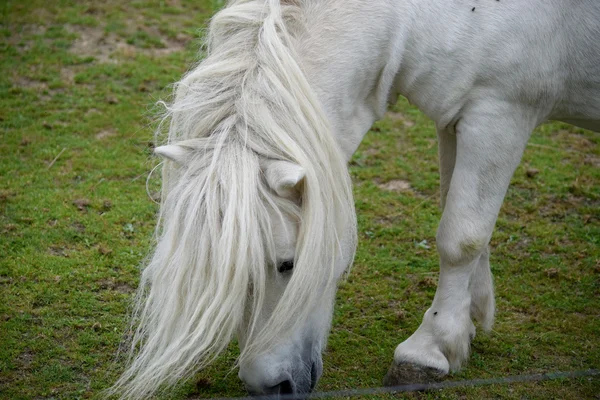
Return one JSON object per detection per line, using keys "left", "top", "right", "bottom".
{"left": 208, "top": 369, "right": 600, "bottom": 400}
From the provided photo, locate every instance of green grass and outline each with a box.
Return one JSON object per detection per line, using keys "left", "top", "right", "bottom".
{"left": 1, "top": 1, "right": 599, "bottom": 399}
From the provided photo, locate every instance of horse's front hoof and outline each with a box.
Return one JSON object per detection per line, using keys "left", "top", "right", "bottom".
{"left": 383, "top": 361, "right": 446, "bottom": 387}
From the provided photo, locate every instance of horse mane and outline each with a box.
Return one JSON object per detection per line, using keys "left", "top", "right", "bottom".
{"left": 110, "top": 1, "right": 356, "bottom": 398}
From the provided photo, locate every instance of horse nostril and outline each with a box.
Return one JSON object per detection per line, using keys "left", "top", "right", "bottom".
{"left": 270, "top": 379, "right": 294, "bottom": 394}
{"left": 281, "top": 379, "right": 294, "bottom": 393}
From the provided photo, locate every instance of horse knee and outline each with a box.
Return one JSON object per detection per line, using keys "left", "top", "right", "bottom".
{"left": 436, "top": 222, "right": 489, "bottom": 266}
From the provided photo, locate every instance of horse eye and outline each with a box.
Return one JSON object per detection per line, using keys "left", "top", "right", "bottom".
{"left": 277, "top": 260, "right": 294, "bottom": 273}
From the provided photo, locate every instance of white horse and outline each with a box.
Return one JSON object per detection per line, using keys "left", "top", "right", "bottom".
{"left": 110, "top": 0, "right": 600, "bottom": 398}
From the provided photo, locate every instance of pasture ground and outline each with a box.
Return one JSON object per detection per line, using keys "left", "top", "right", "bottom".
{"left": 1, "top": 1, "right": 599, "bottom": 398}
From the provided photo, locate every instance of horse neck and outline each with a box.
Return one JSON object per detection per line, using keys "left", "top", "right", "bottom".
{"left": 294, "top": 0, "right": 413, "bottom": 159}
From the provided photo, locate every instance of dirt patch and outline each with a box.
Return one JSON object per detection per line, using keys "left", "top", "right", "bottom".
{"left": 3, "top": 224, "right": 18, "bottom": 234}
{"left": 526, "top": 168, "right": 540, "bottom": 178}
{"left": 545, "top": 268, "right": 560, "bottom": 279}
{"left": 97, "top": 245, "right": 112, "bottom": 256}
{"left": 17, "top": 350, "right": 35, "bottom": 369}
{"left": 68, "top": 25, "right": 119, "bottom": 64}
{"left": 67, "top": 25, "right": 190, "bottom": 63}
{"left": 584, "top": 154, "right": 600, "bottom": 167}
{"left": 11, "top": 76, "right": 48, "bottom": 91}
{"left": 48, "top": 245, "right": 69, "bottom": 257}
{"left": 378, "top": 179, "right": 412, "bottom": 192}
{"left": 417, "top": 276, "right": 437, "bottom": 289}
{"left": 6, "top": 24, "right": 48, "bottom": 54}
{"left": 362, "top": 148, "right": 379, "bottom": 157}
{"left": 59, "top": 67, "right": 77, "bottom": 85}
{"left": 95, "top": 129, "right": 117, "bottom": 140}
{"left": 11, "top": 73, "right": 70, "bottom": 100}
{"left": 96, "top": 278, "right": 135, "bottom": 294}
{"left": 85, "top": 108, "right": 100, "bottom": 116}
{"left": 385, "top": 110, "right": 415, "bottom": 127}
{"left": 375, "top": 214, "right": 403, "bottom": 227}
{"left": 71, "top": 221, "right": 85, "bottom": 233}
{"left": 72, "top": 198, "right": 91, "bottom": 212}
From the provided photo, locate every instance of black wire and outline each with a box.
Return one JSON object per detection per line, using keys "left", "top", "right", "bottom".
{"left": 207, "top": 369, "right": 600, "bottom": 400}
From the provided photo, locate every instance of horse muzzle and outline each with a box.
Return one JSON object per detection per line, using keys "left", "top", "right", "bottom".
{"left": 241, "top": 357, "right": 322, "bottom": 398}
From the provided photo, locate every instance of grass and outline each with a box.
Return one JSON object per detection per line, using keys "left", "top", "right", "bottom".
{"left": 1, "top": 1, "right": 599, "bottom": 399}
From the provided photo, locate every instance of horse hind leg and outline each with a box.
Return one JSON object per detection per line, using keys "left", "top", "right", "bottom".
{"left": 469, "top": 246, "right": 495, "bottom": 332}
{"left": 385, "top": 106, "right": 535, "bottom": 386}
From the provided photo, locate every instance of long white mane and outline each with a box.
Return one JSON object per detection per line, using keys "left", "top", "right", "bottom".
{"left": 110, "top": 0, "right": 357, "bottom": 398}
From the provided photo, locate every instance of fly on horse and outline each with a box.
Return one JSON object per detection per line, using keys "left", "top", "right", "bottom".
{"left": 110, "top": 0, "right": 600, "bottom": 398}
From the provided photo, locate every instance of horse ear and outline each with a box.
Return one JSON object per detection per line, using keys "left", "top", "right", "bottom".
{"left": 263, "top": 160, "right": 305, "bottom": 198}
{"left": 154, "top": 144, "right": 190, "bottom": 164}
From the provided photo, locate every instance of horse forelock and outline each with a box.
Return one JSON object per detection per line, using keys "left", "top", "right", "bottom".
{"left": 112, "top": 1, "right": 357, "bottom": 398}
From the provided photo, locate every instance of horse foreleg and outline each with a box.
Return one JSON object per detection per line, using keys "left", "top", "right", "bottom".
{"left": 384, "top": 106, "right": 536, "bottom": 385}
{"left": 439, "top": 125, "right": 496, "bottom": 331}
{"left": 437, "top": 126, "right": 496, "bottom": 333}
{"left": 469, "top": 246, "right": 495, "bottom": 332}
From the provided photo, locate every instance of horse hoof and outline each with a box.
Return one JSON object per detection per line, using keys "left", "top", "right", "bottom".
{"left": 383, "top": 361, "right": 446, "bottom": 387}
